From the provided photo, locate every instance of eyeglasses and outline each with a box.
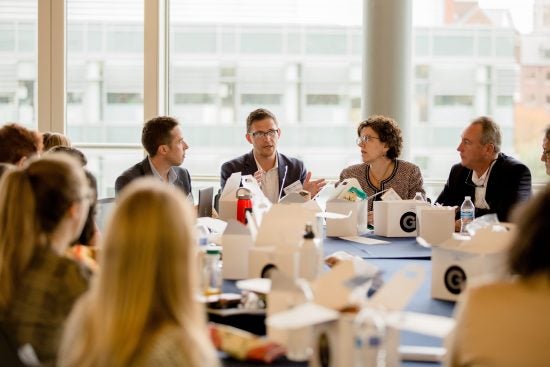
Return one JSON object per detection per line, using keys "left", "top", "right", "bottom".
{"left": 249, "top": 129, "right": 279, "bottom": 139}
{"left": 356, "top": 135, "right": 380, "bottom": 145}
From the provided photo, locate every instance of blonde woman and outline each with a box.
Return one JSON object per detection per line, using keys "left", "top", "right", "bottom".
{"left": 59, "top": 178, "right": 220, "bottom": 367}
{"left": 42, "top": 131, "right": 71, "bottom": 151}
{"left": 0, "top": 155, "right": 91, "bottom": 365}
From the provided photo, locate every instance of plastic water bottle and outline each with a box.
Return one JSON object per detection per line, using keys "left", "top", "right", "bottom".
{"left": 413, "top": 192, "right": 424, "bottom": 202}
{"left": 299, "top": 223, "right": 323, "bottom": 281}
{"left": 202, "top": 248, "right": 222, "bottom": 296}
{"left": 460, "top": 196, "right": 475, "bottom": 234}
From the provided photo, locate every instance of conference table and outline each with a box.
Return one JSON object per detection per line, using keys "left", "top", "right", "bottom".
{"left": 214, "top": 234, "right": 456, "bottom": 367}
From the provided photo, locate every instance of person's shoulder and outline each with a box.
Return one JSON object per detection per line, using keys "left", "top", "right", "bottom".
{"left": 340, "top": 162, "right": 365, "bottom": 175}
{"left": 395, "top": 159, "right": 421, "bottom": 172}
{"left": 135, "top": 325, "right": 188, "bottom": 366}
{"left": 221, "top": 152, "right": 250, "bottom": 169}
{"left": 462, "top": 277, "right": 527, "bottom": 304}
{"left": 173, "top": 166, "right": 190, "bottom": 177}
{"left": 118, "top": 158, "right": 147, "bottom": 178}
{"left": 30, "top": 249, "right": 89, "bottom": 298}
{"left": 278, "top": 151, "right": 303, "bottom": 165}
{"left": 499, "top": 153, "right": 530, "bottom": 171}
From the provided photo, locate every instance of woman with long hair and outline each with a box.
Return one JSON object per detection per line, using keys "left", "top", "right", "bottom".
{"left": 59, "top": 178, "right": 219, "bottom": 367}
{"left": 0, "top": 154, "right": 91, "bottom": 365}
{"left": 446, "top": 183, "right": 550, "bottom": 366}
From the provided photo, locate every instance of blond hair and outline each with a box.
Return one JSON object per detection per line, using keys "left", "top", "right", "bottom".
{"left": 42, "top": 131, "right": 71, "bottom": 151}
{"left": 59, "top": 179, "right": 219, "bottom": 367}
{"left": 0, "top": 154, "right": 88, "bottom": 310}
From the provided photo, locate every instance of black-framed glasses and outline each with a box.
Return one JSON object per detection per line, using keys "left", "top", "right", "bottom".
{"left": 356, "top": 135, "right": 380, "bottom": 145}
{"left": 249, "top": 129, "right": 279, "bottom": 139}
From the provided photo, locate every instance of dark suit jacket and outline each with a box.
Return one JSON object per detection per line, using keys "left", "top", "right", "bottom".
{"left": 115, "top": 157, "right": 192, "bottom": 198}
{"left": 436, "top": 153, "right": 532, "bottom": 221}
{"left": 220, "top": 151, "right": 307, "bottom": 195}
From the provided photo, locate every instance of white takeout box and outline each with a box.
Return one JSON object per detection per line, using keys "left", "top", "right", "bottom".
{"left": 267, "top": 263, "right": 428, "bottom": 367}
{"left": 416, "top": 206, "right": 455, "bottom": 245}
{"left": 221, "top": 219, "right": 254, "bottom": 280}
{"left": 218, "top": 172, "right": 241, "bottom": 221}
{"left": 421, "top": 224, "right": 515, "bottom": 301}
{"left": 255, "top": 204, "right": 317, "bottom": 247}
{"left": 248, "top": 246, "right": 300, "bottom": 279}
{"left": 373, "top": 200, "right": 430, "bottom": 237}
{"left": 325, "top": 178, "right": 367, "bottom": 237}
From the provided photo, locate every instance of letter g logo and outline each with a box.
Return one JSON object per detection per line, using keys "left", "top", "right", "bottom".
{"left": 399, "top": 211, "right": 416, "bottom": 233}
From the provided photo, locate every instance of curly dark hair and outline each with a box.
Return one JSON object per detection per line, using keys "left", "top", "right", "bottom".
{"left": 356, "top": 115, "right": 403, "bottom": 159}
{"left": 507, "top": 183, "right": 550, "bottom": 278}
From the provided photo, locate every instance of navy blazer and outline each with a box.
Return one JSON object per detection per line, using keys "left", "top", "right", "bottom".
{"left": 220, "top": 150, "right": 307, "bottom": 195}
{"left": 115, "top": 156, "right": 192, "bottom": 198}
{"left": 436, "top": 153, "right": 532, "bottom": 221}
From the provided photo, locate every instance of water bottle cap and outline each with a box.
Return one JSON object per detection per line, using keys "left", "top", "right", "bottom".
{"left": 465, "top": 196, "right": 471, "bottom": 200}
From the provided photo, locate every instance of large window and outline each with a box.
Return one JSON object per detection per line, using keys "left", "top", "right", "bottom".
{"left": 66, "top": 0, "right": 144, "bottom": 196}
{"left": 168, "top": 1, "right": 363, "bottom": 179}
{"left": 0, "top": 0, "right": 37, "bottom": 128}
{"left": 2, "top": 0, "right": 549, "bottom": 198}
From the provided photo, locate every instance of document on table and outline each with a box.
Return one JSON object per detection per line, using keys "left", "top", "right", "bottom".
{"left": 339, "top": 236, "right": 390, "bottom": 245}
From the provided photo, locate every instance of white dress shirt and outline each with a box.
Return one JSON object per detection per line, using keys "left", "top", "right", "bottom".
{"left": 253, "top": 153, "right": 279, "bottom": 204}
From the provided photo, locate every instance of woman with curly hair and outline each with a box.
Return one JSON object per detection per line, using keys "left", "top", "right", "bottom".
{"left": 338, "top": 115, "right": 425, "bottom": 212}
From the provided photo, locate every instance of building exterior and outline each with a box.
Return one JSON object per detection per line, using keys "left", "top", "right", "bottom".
{"left": 0, "top": 0, "right": 531, "bottom": 197}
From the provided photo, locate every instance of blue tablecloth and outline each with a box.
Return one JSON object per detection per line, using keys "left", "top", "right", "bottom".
{"left": 218, "top": 237, "right": 455, "bottom": 367}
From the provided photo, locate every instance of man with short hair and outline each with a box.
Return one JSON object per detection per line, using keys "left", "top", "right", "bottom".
{"left": 541, "top": 126, "right": 550, "bottom": 176}
{"left": 115, "top": 116, "right": 191, "bottom": 197}
{"left": 220, "top": 108, "right": 326, "bottom": 203}
{"left": 0, "top": 123, "right": 42, "bottom": 165}
{"left": 437, "top": 116, "right": 532, "bottom": 222}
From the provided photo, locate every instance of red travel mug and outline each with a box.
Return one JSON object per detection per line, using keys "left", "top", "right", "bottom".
{"left": 236, "top": 187, "right": 253, "bottom": 224}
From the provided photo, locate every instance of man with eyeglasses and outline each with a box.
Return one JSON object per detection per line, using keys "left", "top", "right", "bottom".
{"left": 436, "top": 116, "right": 532, "bottom": 224}
{"left": 220, "top": 108, "right": 326, "bottom": 203}
{"left": 541, "top": 126, "right": 550, "bottom": 176}
{"left": 115, "top": 116, "right": 192, "bottom": 198}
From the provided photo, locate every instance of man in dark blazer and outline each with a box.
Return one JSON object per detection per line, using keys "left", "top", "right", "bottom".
{"left": 437, "top": 116, "right": 532, "bottom": 223}
{"left": 115, "top": 116, "right": 192, "bottom": 198}
{"left": 220, "top": 108, "right": 325, "bottom": 203}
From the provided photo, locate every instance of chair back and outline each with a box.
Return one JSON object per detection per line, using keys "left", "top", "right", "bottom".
{"left": 95, "top": 197, "right": 116, "bottom": 233}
